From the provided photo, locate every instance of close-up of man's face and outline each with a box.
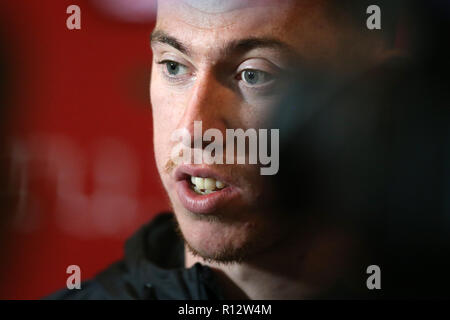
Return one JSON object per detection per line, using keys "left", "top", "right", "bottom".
{"left": 150, "top": 0, "right": 390, "bottom": 263}
{"left": 2, "top": 0, "right": 450, "bottom": 303}
{"left": 3, "top": 0, "right": 450, "bottom": 303}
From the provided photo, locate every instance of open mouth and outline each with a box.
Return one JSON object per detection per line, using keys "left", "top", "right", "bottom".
{"left": 174, "top": 165, "right": 240, "bottom": 214}
{"left": 189, "top": 176, "right": 227, "bottom": 195}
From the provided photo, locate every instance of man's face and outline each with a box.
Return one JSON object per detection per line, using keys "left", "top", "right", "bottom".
{"left": 150, "top": 0, "right": 387, "bottom": 262}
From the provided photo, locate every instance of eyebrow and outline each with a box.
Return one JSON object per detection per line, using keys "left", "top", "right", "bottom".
{"left": 150, "top": 29, "right": 295, "bottom": 57}
{"left": 150, "top": 30, "right": 190, "bottom": 55}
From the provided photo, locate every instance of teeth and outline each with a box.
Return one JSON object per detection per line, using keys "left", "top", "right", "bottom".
{"left": 194, "top": 177, "right": 205, "bottom": 189}
{"left": 204, "top": 178, "right": 216, "bottom": 190}
{"left": 216, "top": 180, "right": 225, "bottom": 189}
{"left": 190, "top": 176, "right": 226, "bottom": 194}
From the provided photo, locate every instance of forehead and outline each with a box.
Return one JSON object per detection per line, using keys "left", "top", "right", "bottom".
{"left": 154, "top": 0, "right": 333, "bottom": 57}
{"left": 157, "top": 0, "right": 299, "bottom": 28}
{"left": 177, "top": 0, "right": 277, "bottom": 14}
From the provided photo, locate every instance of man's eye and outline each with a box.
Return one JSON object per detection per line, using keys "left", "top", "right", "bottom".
{"left": 240, "top": 69, "right": 273, "bottom": 86}
{"left": 159, "top": 60, "right": 189, "bottom": 77}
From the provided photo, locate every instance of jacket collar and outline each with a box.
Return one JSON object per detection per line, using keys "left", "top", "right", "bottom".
{"left": 122, "top": 213, "right": 224, "bottom": 300}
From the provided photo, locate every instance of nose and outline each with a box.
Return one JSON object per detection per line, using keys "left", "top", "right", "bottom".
{"left": 177, "top": 70, "right": 232, "bottom": 149}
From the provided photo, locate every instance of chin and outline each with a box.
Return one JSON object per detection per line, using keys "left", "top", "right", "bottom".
{"left": 173, "top": 205, "right": 263, "bottom": 263}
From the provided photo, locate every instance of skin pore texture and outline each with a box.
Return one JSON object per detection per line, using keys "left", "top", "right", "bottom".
{"left": 150, "top": 0, "right": 395, "bottom": 299}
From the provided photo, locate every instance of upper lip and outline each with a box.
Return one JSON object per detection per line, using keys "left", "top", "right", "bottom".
{"left": 174, "top": 164, "right": 234, "bottom": 187}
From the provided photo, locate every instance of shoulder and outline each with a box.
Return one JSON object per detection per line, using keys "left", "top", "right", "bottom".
{"left": 44, "top": 213, "right": 179, "bottom": 300}
{"left": 44, "top": 279, "right": 113, "bottom": 300}
{"left": 44, "top": 259, "right": 155, "bottom": 300}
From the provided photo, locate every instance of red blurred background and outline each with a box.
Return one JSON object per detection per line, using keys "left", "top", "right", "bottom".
{"left": 0, "top": 0, "right": 169, "bottom": 299}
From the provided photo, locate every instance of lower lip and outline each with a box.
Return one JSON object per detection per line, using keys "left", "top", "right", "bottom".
{"left": 175, "top": 179, "right": 240, "bottom": 214}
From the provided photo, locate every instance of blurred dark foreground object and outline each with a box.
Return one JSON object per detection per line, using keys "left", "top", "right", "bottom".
{"left": 271, "top": 1, "right": 450, "bottom": 298}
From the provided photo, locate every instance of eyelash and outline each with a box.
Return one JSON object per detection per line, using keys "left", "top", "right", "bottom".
{"left": 156, "top": 60, "right": 190, "bottom": 83}
{"left": 156, "top": 59, "right": 277, "bottom": 92}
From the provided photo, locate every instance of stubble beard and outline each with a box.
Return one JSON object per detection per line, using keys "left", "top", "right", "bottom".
{"left": 173, "top": 213, "right": 257, "bottom": 265}
{"left": 172, "top": 206, "right": 293, "bottom": 265}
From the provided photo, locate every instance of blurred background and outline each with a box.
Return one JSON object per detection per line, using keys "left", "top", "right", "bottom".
{"left": 0, "top": 0, "right": 168, "bottom": 299}
{"left": 272, "top": 0, "right": 450, "bottom": 298}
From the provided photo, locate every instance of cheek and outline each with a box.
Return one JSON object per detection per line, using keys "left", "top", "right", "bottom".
{"left": 151, "top": 83, "right": 174, "bottom": 168}
{"left": 237, "top": 100, "right": 278, "bottom": 129}
{"left": 150, "top": 79, "right": 186, "bottom": 173}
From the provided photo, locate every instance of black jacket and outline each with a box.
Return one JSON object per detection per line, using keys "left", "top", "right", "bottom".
{"left": 46, "top": 213, "right": 224, "bottom": 300}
